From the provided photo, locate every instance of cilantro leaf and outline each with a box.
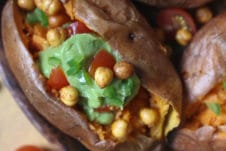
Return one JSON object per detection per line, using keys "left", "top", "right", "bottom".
{"left": 26, "top": 8, "right": 48, "bottom": 27}
{"left": 48, "top": 57, "right": 61, "bottom": 66}
{"left": 205, "top": 102, "right": 221, "bottom": 115}
{"left": 223, "top": 82, "right": 226, "bottom": 91}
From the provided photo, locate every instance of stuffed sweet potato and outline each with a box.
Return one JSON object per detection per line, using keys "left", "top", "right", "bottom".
{"left": 2, "top": 0, "right": 182, "bottom": 150}
{"left": 134, "top": 0, "right": 213, "bottom": 8}
{"left": 170, "top": 12, "right": 226, "bottom": 151}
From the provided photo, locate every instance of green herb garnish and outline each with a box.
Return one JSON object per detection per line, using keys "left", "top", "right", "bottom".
{"left": 205, "top": 102, "right": 221, "bottom": 115}
{"left": 26, "top": 8, "right": 48, "bottom": 27}
{"left": 103, "top": 86, "right": 116, "bottom": 98}
{"left": 66, "top": 67, "right": 79, "bottom": 75}
{"left": 104, "top": 98, "right": 123, "bottom": 108}
{"left": 121, "top": 78, "right": 134, "bottom": 96}
{"left": 77, "top": 70, "right": 92, "bottom": 85}
{"left": 223, "top": 82, "right": 226, "bottom": 91}
{"left": 48, "top": 57, "right": 61, "bottom": 66}
{"left": 66, "top": 59, "right": 82, "bottom": 75}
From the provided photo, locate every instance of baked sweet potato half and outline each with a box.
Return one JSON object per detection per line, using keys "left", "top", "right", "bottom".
{"left": 170, "top": 12, "right": 226, "bottom": 151}
{"left": 134, "top": 0, "right": 213, "bottom": 8}
{"left": 2, "top": 0, "right": 182, "bottom": 150}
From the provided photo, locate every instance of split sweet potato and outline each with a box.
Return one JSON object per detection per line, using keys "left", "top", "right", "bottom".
{"left": 1, "top": 0, "right": 182, "bottom": 150}
{"left": 170, "top": 12, "right": 226, "bottom": 151}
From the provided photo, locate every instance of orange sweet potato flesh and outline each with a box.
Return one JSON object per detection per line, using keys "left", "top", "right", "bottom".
{"left": 134, "top": 0, "right": 213, "bottom": 8}
{"left": 170, "top": 12, "right": 226, "bottom": 151}
{"left": 2, "top": 0, "right": 182, "bottom": 150}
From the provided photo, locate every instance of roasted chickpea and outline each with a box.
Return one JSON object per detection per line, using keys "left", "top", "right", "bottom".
{"left": 175, "top": 28, "right": 192, "bottom": 46}
{"left": 48, "top": 14, "right": 71, "bottom": 28}
{"left": 34, "top": 24, "right": 47, "bottom": 38}
{"left": 34, "top": 0, "right": 43, "bottom": 9}
{"left": 95, "top": 67, "right": 113, "bottom": 88}
{"left": 111, "top": 119, "right": 128, "bottom": 140}
{"left": 60, "top": 86, "right": 79, "bottom": 107}
{"left": 60, "top": 0, "right": 69, "bottom": 3}
{"left": 46, "top": 27, "right": 66, "bottom": 47}
{"left": 196, "top": 7, "right": 213, "bottom": 24}
{"left": 31, "top": 35, "right": 49, "bottom": 51}
{"left": 139, "top": 108, "right": 158, "bottom": 126}
{"left": 17, "top": 0, "right": 35, "bottom": 11}
{"left": 113, "top": 61, "right": 134, "bottom": 79}
{"left": 42, "top": 0, "right": 62, "bottom": 16}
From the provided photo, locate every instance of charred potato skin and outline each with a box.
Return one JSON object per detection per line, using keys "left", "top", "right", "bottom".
{"left": 134, "top": 0, "right": 213, "bottom": 8}
{"left": 170, "top": 13, "right": 226, "bottom": 151}
{"left": 2, "top": 0, "right": 182, "bottom": 151}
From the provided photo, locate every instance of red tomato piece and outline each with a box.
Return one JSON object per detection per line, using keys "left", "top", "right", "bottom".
{"left": 16, "top": 145, "right": 44, "bottom": 151}
{"left": 89, "top": 50, "right": 116, "bottom": 77}
{"left": 156, "top": 8, "right": 196, "bottom": 40}
{"left": 76, "top": 21, "right": 92, "bottom": 33}
{"left": 47, "top": 67, "right": 69, "bottom": 90}
{"left": 67, "top": 21, "right": 91, "bottom": 36}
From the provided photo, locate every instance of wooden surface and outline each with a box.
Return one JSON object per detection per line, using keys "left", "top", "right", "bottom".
{"left": 0, "top": 78, "right": 58, "bottom": 151}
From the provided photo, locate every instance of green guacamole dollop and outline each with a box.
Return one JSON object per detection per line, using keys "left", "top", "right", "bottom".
{"left": 39, "top": 34, "right": 140, "bottom": 125}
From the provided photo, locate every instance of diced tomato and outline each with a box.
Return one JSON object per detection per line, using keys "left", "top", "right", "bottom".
{"left": 16, "top": 145, "right": 44, "bottom": 151}
{"left": 67, "top": 21, "right": 91, "bottom": 36}
{"left": 76, "top": 21, "right": 92, "bottom": 33}
{"left": 156, "top": 8, "right": 196, "bottom": 40}
{"left": 89, "top": 50, "right": 116, "bottom": 77}
{"left": 47, "top": 67, "right": 69, "bottom": 90}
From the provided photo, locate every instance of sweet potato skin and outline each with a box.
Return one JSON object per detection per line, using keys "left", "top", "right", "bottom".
{"left": 170, "top": 126, "right": 226, "bottom": 151}
{"left": 181, "top": 12, "right": 226, "bottom": 104}
{"left": 134, "top": 0, "right": 213, "bottom": 8}
{"left": 2, "top": 0, "right": 182, "bottom": 150}
{"left": 170, "top": 13, "right": 226, "bottom": 151}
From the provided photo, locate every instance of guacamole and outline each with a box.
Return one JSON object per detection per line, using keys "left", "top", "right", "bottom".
{"left": 39, "top": 34, "right": 140, "bottom": 125}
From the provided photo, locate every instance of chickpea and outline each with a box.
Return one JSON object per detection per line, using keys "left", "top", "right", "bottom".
{"left": 31, "top": 34, "right": 49, "bottom": 51}
{"left": 95, "top": 67, "right": 113, "bottom": 88}
{"left": 175, "top": 28, "right": 192, "bottom": 46}
{"left": 34, "top": 24, "right": 47, "bottom": 38}
{"left": 60, "top": 0, "right": 69, "bottom": 3}
{"left": 113, "top": 61, "right": 134, "bottom": 79}
{"left": 111, "top": 119, "right": 128, "bottom": 140}
{"left": 48, "top": 14, "right": 71, "bottom": 28}
{"left": 34, "top": 0, "right": 43, "bottom": 10}
{"left": 60, "top": 86, "right": 79, "bottom": 107}
{"left": 139, "top": 108, "right": 158, "bottom": 126}
{"left": 42, "top": 0, "right": 62, "bottom": 16}
{"left": 46, "top": 27, "right": 66, "bottom": 47}
{"left": 196, "top": 7, "right": 213, "bottom": 24}
{"left": 17, "top": 0, "right": 35, "bottom": 11}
